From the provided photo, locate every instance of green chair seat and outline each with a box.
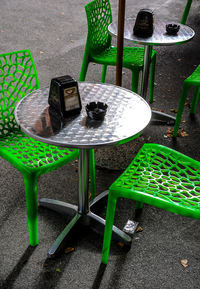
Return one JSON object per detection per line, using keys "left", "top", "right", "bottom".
{"left": 0, "top": 130, "right": 77, "bottom": 174}
{"left": 79, "top": 0, "right": 156, "bottom": 101}
{"left": 101, "top": 143, "right": 200, "bottom": 264}
{"left": 173, "top": 64, "right": 200, "bottom": 137}
{"left": 92, "top": 46, "right": 156, "bottom": 69}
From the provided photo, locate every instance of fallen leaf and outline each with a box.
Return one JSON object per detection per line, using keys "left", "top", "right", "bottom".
{"left": 117, "top": 242, "right": 125, "bottom": 248}
{"left": 136, "top": 226, "right": 143, "bottom": 232}
{"left": 40, "top": 50, "right": 44, "bottom": 54}
{"left": 170, "top": 108, "right": 177, "bottom": 113}
{"left": 164, "top": 127, "right": 188, "bottom": 138}
{"left": 180, "top": 259, "right": 188, "bottom": 267}
{"left": 64, "top": 247, "right": 75, "bottom": 254}
{"left": 56, "top": 268, "right": 61, "bottom": 272}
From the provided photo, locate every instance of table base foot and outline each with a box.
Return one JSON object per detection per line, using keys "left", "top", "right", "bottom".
{"left": 87, "top": 211, "right": 132, "bottom": 244}
{"left": 151, "top": 110, "right": 176, "bottom": 125}
{"left": 48, "top": 213, "right": 81, "bottom": 257}
{"left": 89, "top": 190, "right": 108, "bottom": 209}
{"left": 39, "top": 198, "right": 77, "bottom": 217}
{"left": 40, "top": 195, "right": 131, "bottom": 257}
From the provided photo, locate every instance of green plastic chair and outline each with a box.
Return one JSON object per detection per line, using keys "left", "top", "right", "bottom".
{"left": 173, "top": 64, "right": 200, "bottom": 137}
{"left": 101, "top": 143, "right": 200, "bottom": 264}
{"left": 0, "top": 50, "right": 95, "bottom": 247}
{"left": 181, "top": 0, "right": 192, "bottom": 24}
{"left": 79, "top": 0, "right": 157, "bottom": 101}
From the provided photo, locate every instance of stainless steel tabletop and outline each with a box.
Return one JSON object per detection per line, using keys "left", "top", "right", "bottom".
{"left": 108, "top": 18, "right": 195, "bottom": 46}
{"left": 15, "top": 82, "right": 151, "bottom": 149}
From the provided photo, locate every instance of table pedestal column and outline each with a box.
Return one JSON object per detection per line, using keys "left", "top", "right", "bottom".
{"left": 39, "top": 148, "right": 131, "bottom": 257}
{"left": 141, "top": 45, "right": 176, "bottom": 124}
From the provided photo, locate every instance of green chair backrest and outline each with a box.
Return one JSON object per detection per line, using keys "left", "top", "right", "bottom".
{"left": 85, "top": 0, "right": 112, "bottom": 54}
{"left": 0, "top": 50, "right": 40, "bottom": 137}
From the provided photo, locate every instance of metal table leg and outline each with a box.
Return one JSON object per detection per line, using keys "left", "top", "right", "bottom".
{"left": 141, "top": 45, "right": 176, "bottom": 124}
{"left": 39, "top": 148, "right": 131, "bottom": 257}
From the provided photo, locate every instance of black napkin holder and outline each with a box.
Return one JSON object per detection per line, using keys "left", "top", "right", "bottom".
{"left": 48, "top": 75, "right": 82, "bottom": 118}
{"left": 133, "top": 9, "right": 154, "bottom": 37}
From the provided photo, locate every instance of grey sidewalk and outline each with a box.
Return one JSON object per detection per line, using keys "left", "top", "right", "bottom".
{"left": 1, "top": 0, "right": 200, "bottom": 288}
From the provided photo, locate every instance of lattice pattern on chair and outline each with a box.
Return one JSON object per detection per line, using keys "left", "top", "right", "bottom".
{"left": 87, "top": 0, "right": 112, "bottom": 53}
{"left": 0, "top": 130, "right": 75, "bottom": 170}
{"left": 113, "top": 144, "right": 200, "bottom": 212}
{"left": 0, "top": 50, "right": 39, "bottom": 136}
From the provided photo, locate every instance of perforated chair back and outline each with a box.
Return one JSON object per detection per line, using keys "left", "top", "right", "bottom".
{"left": 85, "top": 0, "right": 112, "bottom": 54}
{"left": 0, "top": 50, "right": 39, "bottom": 137}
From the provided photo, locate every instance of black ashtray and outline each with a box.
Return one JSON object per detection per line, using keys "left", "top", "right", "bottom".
{"left": 86, "top": 101, "right": 108, "bottom": 120}
{"left": 166, "top": 24, "right": 180, "bottom": 35}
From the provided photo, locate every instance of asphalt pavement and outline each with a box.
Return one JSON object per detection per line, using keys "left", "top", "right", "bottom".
{"left": 0, "top": 0, "right": 200, "bottom": 288}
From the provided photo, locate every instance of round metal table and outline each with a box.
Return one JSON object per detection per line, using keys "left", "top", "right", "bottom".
{"left": 109, "top": 18, "right": 195, "bottom": 123}
{"left": 15, "top": 82, "right": 151, "bottom": 256}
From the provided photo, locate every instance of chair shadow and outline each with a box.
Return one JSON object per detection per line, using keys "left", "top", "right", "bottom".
{"left": 91, "top": 263, "right": 107, "bottom": 289}
{"left": 91, "top": 252, "right": 128, "bottom": 289}
{"left": 2, "top": 246, "right": 36, "bottom": 289}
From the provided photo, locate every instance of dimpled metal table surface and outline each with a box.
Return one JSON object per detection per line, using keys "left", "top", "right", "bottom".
{"left": 109, "top": 18, "right": 195, "bottom": 46}
{"left": 15, "top": 82, "right": 152, "bottom": 149}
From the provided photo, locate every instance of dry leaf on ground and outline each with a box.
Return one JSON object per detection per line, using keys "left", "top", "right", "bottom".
{"left": 164, "top": 127, "right": 188, "bottom": 138}
{"left": 64, "top": 247, "right": 75, "bottom": 254}
{"left": 180, "top": 259, "right": 188, "bottom": 268}
{"left": 117, "top": 242, "right": 125, "bottom": 248}
{"left": 136, "top": 226, "right": 143, "bottom": 232}
{"left": 56, "top": 268, "right": 61, "bottom": 272}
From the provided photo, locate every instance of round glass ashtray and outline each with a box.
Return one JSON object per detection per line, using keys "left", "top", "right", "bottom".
{"left": 86, "top": 101, "right": 108, "bottom": 120}
{"left": 166, "top": 23, "right": 180, "bottom": 35}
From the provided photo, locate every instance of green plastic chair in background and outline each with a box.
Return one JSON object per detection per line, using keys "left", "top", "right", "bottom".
{"left": 173, "top": 64, "right": 200, "bottom": 137}
{"left": 101, "top": 143, "right": 200, "bottom": 264}
{"left": 79, "top": 0, "right": 157, "bottom": 100}
{"left": 0, "top": 50, "right": 96, "bottom": 247}
{"left": 181, "top": 0, "right": 192, "bottom": 24}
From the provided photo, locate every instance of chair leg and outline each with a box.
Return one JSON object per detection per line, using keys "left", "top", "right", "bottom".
{"left": 24, "top": 174, "right": 39, "bottom": 246}
{"left": 181, "top": 0, "right": 192, "bottom": 24}
{"left": 89, "top": 149, "right": 96, "bottom": 200}
{"left": 101, "top": 193, "right": 117, "bottom": 265}
{"left": 79, "top": 44, "right": 90, "bottom": 81}
{"left": 173, "top": 83, "right": 190, "bottom": 137}
{"left": 131, "top": 70, "right": 140, "bottom": 93}
{"left": 101, "top": 65, "right": 107, "bottom": 83}
{"left": 190, "top": 86, "right": 200, "bottom": 114}
{"left": 149, "top": 53, "right": 156, "bottom": 103}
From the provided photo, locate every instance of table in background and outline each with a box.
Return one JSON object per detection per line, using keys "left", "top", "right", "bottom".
{"left": 15, "top": 82, "right": 151, "bottom": 256}
{"left": 109, "top": 19, "right": 195, "bottom": 124}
